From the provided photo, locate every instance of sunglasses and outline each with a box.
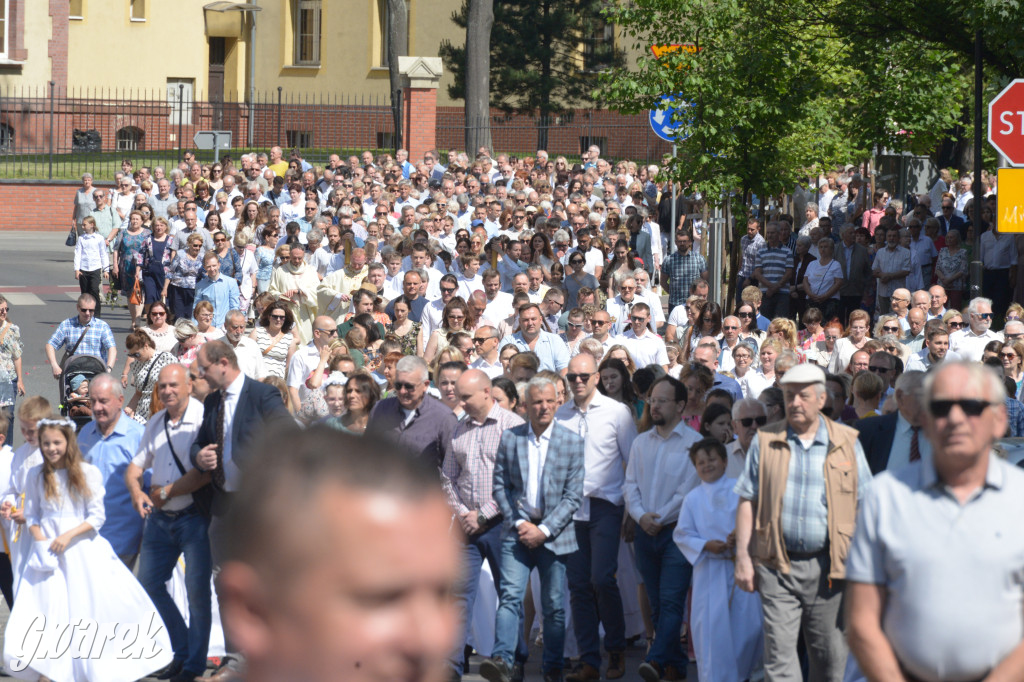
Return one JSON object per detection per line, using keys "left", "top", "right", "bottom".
{"left": 270, "top": 314, "right": 286, "bottom": 321}
{"left": 394, "top": 381, "right": 419, "bottom": 392}
{"left": 127, "top": 352, "right": 141, "bottom": 359}
{"left": 566, "top": 372, "right": 594, "bottom": 383}
{"left": 882, "top": 325, "right": 900, "bottom": 333}
{"left": 737, "top": 416, "right": 768, "bottom": 427}
{"left": 591, "top": 319, "right": 609, "bottom": 326}
{"left": 315, "top": 328, "right": 338, "bottom": 336}
{"left": 630, "top": 316, "right": 648, "bottom": 323}
{"left": 1000, "top": 352, "right": 1018, "bottom": 360}
{"left": 868, "top": 366, "right": 890, "bottom": 374}
{"left": 929, "top": 399, "right": 994, "bottom": 418}
{"left": 737, "top": 312, "right": 753, "bottom": 318}
{"left": 974, "top": 313, "right": 993, "bottom": 320}
{"left": 948, "top": 321, "right": 964, "bottom": 328}
{"left": 472, "top": 336, "right": 493, "bottom": 344}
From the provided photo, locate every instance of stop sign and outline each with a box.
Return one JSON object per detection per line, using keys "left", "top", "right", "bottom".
{"left": 989, "top": 79, "right": 1024, "bottom": 166}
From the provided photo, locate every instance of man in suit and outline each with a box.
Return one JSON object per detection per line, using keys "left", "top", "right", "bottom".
{"left": 480, "top": 376, "right": 585, "bottom": 682}
{"left": 936, "top": 196, "right": 967, "bottom": 239}
{"left": 190, "top": 340, "right": 290, "bottom": 682}
{"left": 835, "top": 224, "right": 873, "bottom": 323}
{"left": 855, "top": 370, "right": 927, "bottom": 474}
{"left": 626, "top": 213, "right": 655, "bottom": 275}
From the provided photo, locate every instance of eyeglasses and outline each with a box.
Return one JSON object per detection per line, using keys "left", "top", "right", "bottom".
{"left": 737, "top": 312, "right": 753, "bottom": 318}
{"left": 440, "top": 286, "right": 457, "bottom": 294}
{"left": 566, "top": 372, "right": 594, "bottom": 383}
{"left": 567, "top": 322, "right": 584, "bottom": 330}
{"left": 929, "top": 399, "right": 994, "bottom": 418}
{"left": 1000, "top": 352, "right": 1018, "bottom": 360}
{"left": 79, "top": 308, "right": 96, "bottom": 314}
{"left": 737, "top": 416, "right": 768, "bottom": 427}
{"left": 630, "top": 316, "right": 648, "bottom": 324}
{"left": 973, "top": 312, "right": 993, "bottom": 320}
{"left": 569, "top": 260, "right": 584, "bottom": 266}
{"left": 868, "top": 365, "right": 891, "bottom": 374}
{"left": 214, "top": 237, "right": 227, "bottom": 243}
{"left": 127, "top": 351, "right": 142, "bottom": 359}
{"left": 882, "top": 325, "right": 900, "bottom": 333}
{"left": 891, "top": 297, "right": 909, "bottom": 303}
{"left": 394, "top": 381, "right": 419, "bottom": 392}
{"left": 723, "top": 325, "right": 739, "bottom": 330}
{"left": 592, "top": 319, "right": 609, "bottom": 326}
{"left": 315, "top": 328, "right": 338, "bottom": 336}
{"left": 948, "top": 321, "right": 964, "bottom": 329}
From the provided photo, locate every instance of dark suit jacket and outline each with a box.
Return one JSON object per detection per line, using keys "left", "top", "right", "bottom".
{"left": 190, "top": 375, "right": 291, "bottom": 505}
{"left": 630, "top": 230, "right": 655, "bottom": 275}
{"left": 854, "top": 412, "right": 898, "bottom": 475}
{"left": 938, "top": 214, "right": 968, "bottom": 240}
{"left": 835, "top": 241, "right": 873, "bottom": 296}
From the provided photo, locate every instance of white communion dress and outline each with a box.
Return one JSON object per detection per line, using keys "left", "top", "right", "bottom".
{"left": 3, "top": 463, "right": 173, "bottom": 681}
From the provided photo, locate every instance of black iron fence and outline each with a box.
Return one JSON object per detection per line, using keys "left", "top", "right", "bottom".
{"left": 0, "top": 85, "right": 669, "bottom": 180}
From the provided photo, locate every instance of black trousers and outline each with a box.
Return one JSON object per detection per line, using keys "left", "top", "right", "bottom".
{"left": 78, "top": 268, "right": 103, "bottom": 318}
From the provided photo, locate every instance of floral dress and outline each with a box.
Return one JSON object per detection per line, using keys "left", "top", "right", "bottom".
{"left": 130, "top": 351, "right": 176, "bottom": 423}
{"left": 116, "top": 228, "right": 152, "bottom": 297}
{"left": 387, "top": 321, "right": 421, "bottom": 356}
{"left": 937, "top": 247, "right": 968, "bottom": 291}
{"left": 255, "top": 246, "right": 276, "bottom": 293}
{"left": 0, "top": 321, "right": 23, "bottom": 409}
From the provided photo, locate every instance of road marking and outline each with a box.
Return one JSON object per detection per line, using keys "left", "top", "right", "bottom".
{"left": 2, "top": 293, "right": 46, "bottom": 306}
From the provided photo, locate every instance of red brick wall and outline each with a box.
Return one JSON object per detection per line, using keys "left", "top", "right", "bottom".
{"left": 48, "top": 0, "right": 69, "bottom": 89}
{"left": 0, "top": 181, "right": 93, "bottom": 231}
{"left": 404, "top": 88, "right": 438, "bottom": 162}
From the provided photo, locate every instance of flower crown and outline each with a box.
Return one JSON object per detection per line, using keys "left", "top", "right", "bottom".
{"left": 37, "top": 417, "right": 76, "bottom": 429}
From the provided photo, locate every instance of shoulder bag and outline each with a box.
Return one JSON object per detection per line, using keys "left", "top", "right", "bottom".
{"left": 59, "top": 321, "right": 91, "bottom": 369}
{"left": 164, "top": 414, "right": 213, "bottom": 519}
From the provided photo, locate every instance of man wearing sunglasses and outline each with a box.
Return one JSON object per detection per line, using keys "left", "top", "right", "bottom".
{"left": 734, "top": 363, "right": 872, "bottom": 681}
{"left": 728, "top": 399, "right": 767, "bottom": 475}
{"left": 949, "top": 296, "right": 1002, "bottom": 362}
{"left": 286, "top": 315, "right": 337, "bottom": 419}
{"left": 846, "top": 362, "right": 1024, "bottom": 682}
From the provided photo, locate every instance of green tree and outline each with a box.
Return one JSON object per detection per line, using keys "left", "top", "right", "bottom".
{"left": 439, "top": 0, "right": 625, "bottom": 148}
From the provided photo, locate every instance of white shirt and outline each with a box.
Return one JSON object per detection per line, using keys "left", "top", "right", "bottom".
{"left": 735, "top": 370, "right": 770, "bottom": 399}
{"left": 623, "top": 421, "right": 701, "bottom": 526}
{"left": 521, "top": 423, "right": 553, "bottom": 524}
{"left": 131, "top": 398, "right": 204, "bottom": 511}
{"left": 484, "top": 291, "right": 515, "bottom": 322}
{"left": 606, "top": 295, "right": 639, "bottom": 336}
{"left": 74, "top": 233, "right": 110, "bottom": 272}
{"left": 569, "top": 247, "right": 605, "bottom": 277}
{"left": 286, "top": 343, "right": 323, "bottom": 403}
{"left": 221, "top": 372, "right": 246, "bottom": 491}
{"left": 421, "top": 298, "right": 448, "bottom": 339}
{"left": 555, "top": 392, "right": 637, "bottom": 520}
{"left": 470, "top": 355, "right": 504, "bottom": 379}
{"left": 457, "top": 274, "right": 484, "bottom": 301}
{"left": 667, "top": 303, "right": 688, "bottom": 330}
{"left": 885, "top": 413, "right": 932, "bottom": 473}
{"left": 230, "top": 335, "right": 266, "bottom": 380}
{"left": 622, "top": 328, "right": 669, "bottom": 368}
{"left": 382, "top": 273, "right": 404, "bottom": 302}
{"left": 949, "top": 327, "right": 1002, "bottom": 363}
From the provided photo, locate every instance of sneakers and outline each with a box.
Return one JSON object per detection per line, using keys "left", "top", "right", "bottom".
{"left": 479, "top": 658, "right": 512, "bottom": 682}
{"left": 565, "top": 662, "right": 600, "bottom": 681}
{"left": 511, "top": 661, "right": 525, "bottom": 682}
{"left": 607, "top": 650, "right": 626, "bottom": 679}
{"left": 639, "top": 661, "right": 663, "bottom": 682}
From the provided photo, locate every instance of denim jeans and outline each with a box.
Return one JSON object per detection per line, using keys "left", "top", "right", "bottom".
{"left": 137, "top": 507, "right": 213, "bottom": 675}
{"left": 566, "top": 499, "right": 626, "bottom": 667}
{"left": 493, "top": 532, "right": 567, "bottom": 674}
{"left": 449, "top": 523, "right": 527, "bottom": 675}
{"left": 633, "top": 525, "right": 692, "bottom": 669}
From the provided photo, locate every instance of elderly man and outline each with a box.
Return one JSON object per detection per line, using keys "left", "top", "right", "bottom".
{"left": 268, "top": 244, "right": 320, "bottom": 344}
{"left": 949, "top": 297, "right": 1002, "bottom": 362}
{"left": 78, "top": 373, "right": 147, "bottom": 567}
{"left": 855, "top": 370, "right": 928, "bottom": 475}
{"left": 223, "top": 310, "right": 264, "bottom": 379}
{"left": 902, "top": 307, "right": 927, "bottom": 353}
{"left": 835, "top": 224, "right": 873, "bottom": 323}
{"left": 45, "top": 294, "right": 117, "bottom": 378}
{"left": 846, "top": 362, "right": 1024, "bottom": 682}
{"left": 734, "top": 364, "right": 872, "bottom": 681}
{"left": 217, "top": 426, "right": 461, "bottom": 682}
{"left": 480, "top": 376, "right": 584, "bottom": 682}
{"left": 927, "top": 284, "right": 948, "bottom": 320}
{"left": 500, "top": 303, "right": 570, "bottom": 374}
{"left": 193, "top": 252, "right": 240, "bottom": 328}
{"left": 441, "top": 370, "right": 527, "bottom": 680}
{"left": 728, "top": 398, "right": 767, "bottom": 476}
{"left": 286, "top": 315, "right": 338, "bottom": 419}
{"left": 606, "top": 277, "right": 641, "bottom": 337}
{"left": 872, "top": 228, "right": 911, "bottom": 316}
{"left": 366, "top": 356, "right": 458, "bottom": 468}
{"left": 889, "top": 287, "right": 912, "bottom": 331}
{"left": 753, "top": 221, "right": 795, "bottom": 320}
{"left": 126, "top": 364, "right": 212, "bottom": 682}
{"left": 316, "top": 248, "right": 369, "bottom": 322}
{"left": 557, "top": 354, "right": 638, "bottom": 681}
{"left": 1005, "top": 319, "right": 1024, "bottom": 342}
{"left": 910, "top": 289, "right": 930, "bottom": 312}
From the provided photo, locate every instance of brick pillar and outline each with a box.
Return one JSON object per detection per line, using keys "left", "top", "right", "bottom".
{"left": 398, "top": 57, "right": 443, "bottom": 162}
{"left": 48, "top": 0, "right": 69, "bottom": 90}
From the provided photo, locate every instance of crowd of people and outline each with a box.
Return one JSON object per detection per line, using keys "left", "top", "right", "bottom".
{"left": 0, "top": 145, "right": 1017, "bottom": 682}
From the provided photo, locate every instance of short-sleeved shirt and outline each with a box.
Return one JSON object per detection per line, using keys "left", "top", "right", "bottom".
{"left": 78, "top": 414, "right": 146, "bottom": 555}
{"left": 754, "top": 245, "right": 792, "bottom": 294}
{"left": 873, "top": 246, "right": 912, "bottom": 298}
{"left": 735, "top": 416, "right": 871, "bottom": 553}
{"left": 846, "top": 452, "right": 1024, "bottom": 681}
{"left": 47, "top": 316, "right": 116, "bottom": 361}
{"left": 661, "top": 249, "right": 708, "bottom": 307}
{"left": 499, "top": 330, "right": 569, "bottom": 372}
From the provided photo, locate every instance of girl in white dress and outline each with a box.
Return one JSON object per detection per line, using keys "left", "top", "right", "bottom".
{"left": 2, "top": 417, "right": 172, "bottom": 682}
{"left": 674, "top": 438, "right": 762, "bottom": 682}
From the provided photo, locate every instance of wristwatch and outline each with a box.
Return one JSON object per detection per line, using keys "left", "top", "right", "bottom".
{"left": 159, "top": 486, "right": 170, "bottom": 501}
{"left": 477, "top": 511, "right": 487, "bottom": 527}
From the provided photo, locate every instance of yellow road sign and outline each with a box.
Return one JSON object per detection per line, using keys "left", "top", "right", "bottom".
{"left": 998, "top": 168, "right": 1024, "bottom": 233}
{"left": 650, "top": 44, "right": 701, "bottom": 68}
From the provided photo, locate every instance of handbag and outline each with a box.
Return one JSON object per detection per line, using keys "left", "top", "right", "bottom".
{"left": 164, "top": 414, "right": 213, "bottom": 519}
{"left": 129, "top": 277, "right": 143, "bottom": 305}
{"left": 65, "top": 226, "right": 78, "bottom": 248}
{"left": 59, "top": 321, "right": 91, "bottom": 369}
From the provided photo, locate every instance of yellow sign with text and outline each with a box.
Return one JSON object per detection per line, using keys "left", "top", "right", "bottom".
{"left": 999, "top": 168, "right": 1024, "bottom": 233}
{"left": 650, "top": 44, "right": 701, "bottom": 68}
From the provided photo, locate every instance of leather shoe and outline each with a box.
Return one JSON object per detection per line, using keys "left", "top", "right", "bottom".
{"left": 153, "top": 659, "right": 183, "bottom": 680}
{"left": 565, "top": 662, "right": 600, "bottom": 681}
{"left": 606, "top": 650, "right": 626, "bottom": 679}
{"left": 479, "top": 657, "right": 512, "bottom": 682}
{"left": 207, "top": 664, "right": 245, "bottom": 682}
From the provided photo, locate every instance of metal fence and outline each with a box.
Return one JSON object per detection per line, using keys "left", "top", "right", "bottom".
{"left": 0, "top": 85, "right": 668, "bottom": 180}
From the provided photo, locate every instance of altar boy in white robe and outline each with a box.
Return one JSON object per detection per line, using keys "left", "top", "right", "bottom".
{"left": 674, "top": 438, "right": 763, "bottom": 682}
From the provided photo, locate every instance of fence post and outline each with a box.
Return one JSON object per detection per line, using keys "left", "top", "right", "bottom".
{"left": 177, "top": 83, "right": 184, "bottom": 162}
{"left": 48, "top": 81, "right": 54, "bottom": 180}
{"left": 277, "top": 86, "right": 283, "bottom": 145}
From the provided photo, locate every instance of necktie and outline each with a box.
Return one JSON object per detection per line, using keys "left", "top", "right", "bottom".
{"left": 212, "top": 389, "right": 227, "bottom": 489}
{"left": 909, "top": 426, "right": 921, "bottom": 462}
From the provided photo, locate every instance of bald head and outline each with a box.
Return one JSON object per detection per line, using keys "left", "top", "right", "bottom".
{"left": 456, "top": 369, "right": 494, "bottom": 421}
{"left": 693, "top": 343, "right": 720, "bottom": 371}
{"left": 567, "top": 352, "right": 599, "bottom": 404}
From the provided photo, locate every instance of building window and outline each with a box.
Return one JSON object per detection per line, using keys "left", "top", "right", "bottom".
{"left": 583, "top": 17, "right": 615, "bottom": 72}
{"left": 376, "top": 131, "right": 394, "bottom": 149}
{"left": 117, "top": 126, "right": 144, "bottom": 151}
{"left": 0, "top": 0, "right": 8, "bottom": 58}
{"left": 69, "top": 0, "right": 84, "bottom": 20}
{"left": 0, "top": 123, "right": 13, "bottom": 152}
{"left": 293, "top": 0, "right": 321, "bottom": 65}
{"left": 129, "top": 0, "right": 145, "bottom": 21}
{"left": 167, "top": 78, "right": 194, "bottom": 125}
{"left": 580, "top": 136, "right": 605, "bottom": 157}
{"left": 287, "top": 130, "right": 312, "bottom": 148}
{"left": 377, "top": 0, "right": 409, "bottom": 68}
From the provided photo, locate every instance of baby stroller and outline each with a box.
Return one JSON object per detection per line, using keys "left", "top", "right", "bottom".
{"left": 58, "top": 354, "right": 107, "bottom": 431}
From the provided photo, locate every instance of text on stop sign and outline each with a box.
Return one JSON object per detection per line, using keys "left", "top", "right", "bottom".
{"left": 998, "top": 111, "right": 1024, "bottom": 135}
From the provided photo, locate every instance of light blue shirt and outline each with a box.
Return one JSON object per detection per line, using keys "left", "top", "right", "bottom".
{"left": 78, "top": 414, "right": 146, "bottom": 556}
{"left": 194, "top": 274, "right": 240, "bottom": 327}
{"left": 499, "top": 330, "right": 570, "bottom": 373}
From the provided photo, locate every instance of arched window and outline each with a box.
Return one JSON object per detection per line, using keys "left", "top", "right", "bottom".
{"left": 116, "top": 126, "right": 144, "bottom": 152}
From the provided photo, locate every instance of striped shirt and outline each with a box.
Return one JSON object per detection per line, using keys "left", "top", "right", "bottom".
{"left": 754, "top": 245, "right": 792, "bottom": 294}
{"left": 735, "top": 416, "right": 871, "bottom": 554}
{"left": 441, "top": 401, "right": 525, "bottom": 519}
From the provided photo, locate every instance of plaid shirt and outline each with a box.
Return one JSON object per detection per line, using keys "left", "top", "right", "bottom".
{"left": 735, "top": 417, "right": 871, "bottom": 554}
{"left": 47, "top": 316, "right": 116, "bottom": 360}
{"left": 755, "top": 245, "right": 793, "bottom": 294}
{"left": 661, "top": 248, "right": 708, "bottom": 307}
{"left": 873, "top": 245, "right": 911, "bottom": 297}
{"left": 739, "top": 233, "right": 766, "bottom": 278}
{"left": 441, "top": 402, "right": 525, "bottom": 519}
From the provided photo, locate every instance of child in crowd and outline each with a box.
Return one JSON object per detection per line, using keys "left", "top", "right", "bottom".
{"left": 675, "top": 438, "right": 762, "bottom": 682}
{"left": 3, "top": 396, "right": 49, "bottom": 595}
